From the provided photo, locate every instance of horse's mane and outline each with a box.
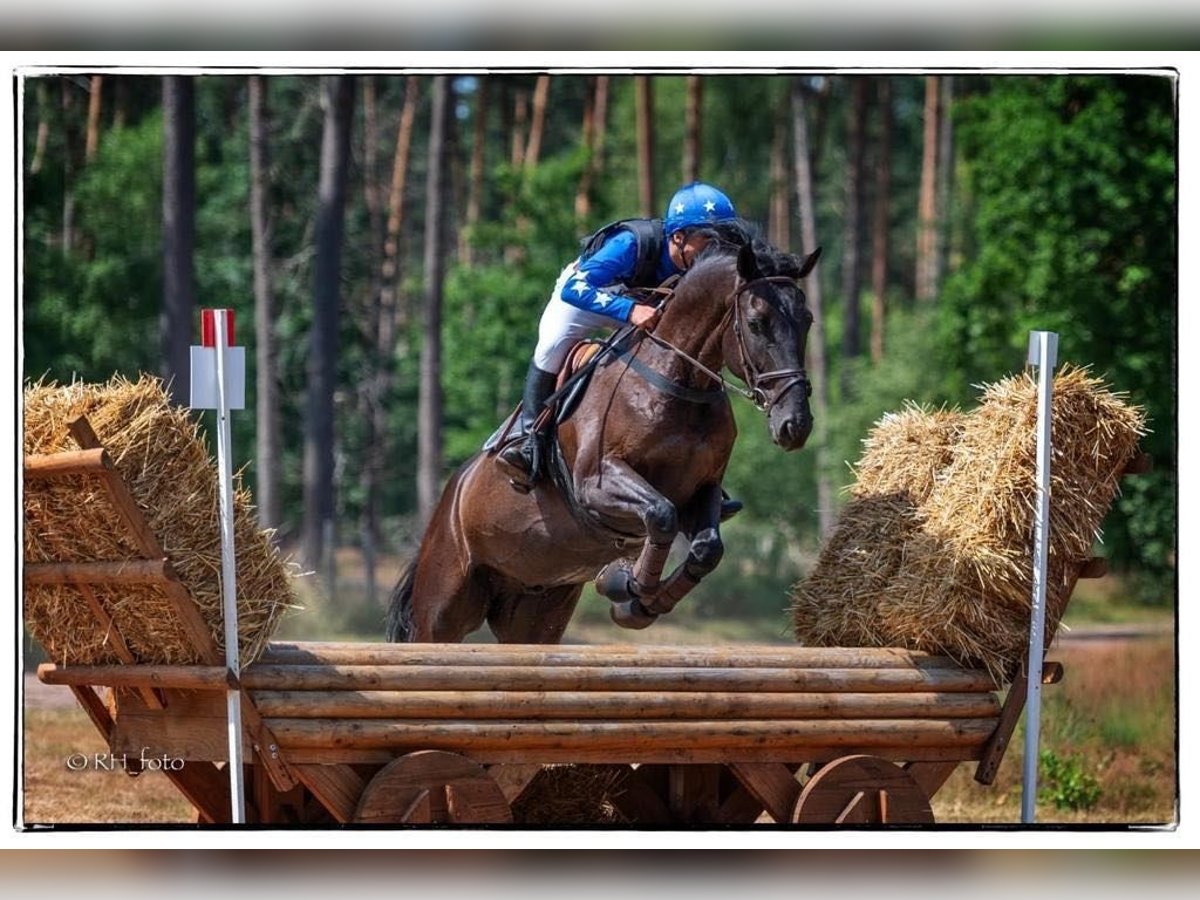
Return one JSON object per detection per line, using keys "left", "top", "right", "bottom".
{"left": 694, "top": 218, "right": 809, "bottom": 280}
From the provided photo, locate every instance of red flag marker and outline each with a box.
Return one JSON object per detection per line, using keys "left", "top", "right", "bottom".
{"left": 201, "top": 309, "right": 236, "bottom": 348}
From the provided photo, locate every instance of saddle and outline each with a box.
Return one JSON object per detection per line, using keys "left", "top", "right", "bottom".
{"left": 482, "top": 339, "right": 607, "bottom": 454}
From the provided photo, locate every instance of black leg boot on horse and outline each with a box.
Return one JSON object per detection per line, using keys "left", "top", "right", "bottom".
{"left": 496, "top": 361, "right": 559, "bottom": 493}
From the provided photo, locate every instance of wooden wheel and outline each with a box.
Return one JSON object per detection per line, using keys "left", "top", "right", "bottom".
{"left": 353, "top": 751, "right": 513, "bottom": 824}
{"left": 791, "top": 755, "right": 934, "bottom": 824}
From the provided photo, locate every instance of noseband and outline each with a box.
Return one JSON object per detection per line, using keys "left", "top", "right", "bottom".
{"left": 729, "top": 275, "right": 812, "bottom": 413}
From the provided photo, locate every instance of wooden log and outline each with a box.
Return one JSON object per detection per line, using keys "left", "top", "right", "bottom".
{"left": 25, "top": 558, "right": 171, "bottom": 586}
{"left": 279, "top": 744, "right": 985, "bottom": 767}
{"left": 240, "top": 664, "right": 997, "bottom": 694}
{"left": 23, "top": 447, "right": 111, "bottom": 479}
{"left": 265, "top": 717, "right": 999, "bottom": 754}
{"left": 249, "top": 689, "right": 1002, "bottom": 720}
{"left": 39, "top": 663, "right": 233, "bottom": 690}
{"left": 261, "top": 642, "right": 964, "bottom": 670}
{"left": 292, "top": 764, "right": 365, "bottom": 824}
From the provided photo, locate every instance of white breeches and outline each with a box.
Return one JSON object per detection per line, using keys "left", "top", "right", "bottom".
{"left": 532, "top": 261, "right": 626, "bottom": 372}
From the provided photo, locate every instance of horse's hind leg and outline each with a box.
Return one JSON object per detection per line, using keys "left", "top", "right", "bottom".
{"left": 487, "top": 583, "right": 584, "bottom": 644}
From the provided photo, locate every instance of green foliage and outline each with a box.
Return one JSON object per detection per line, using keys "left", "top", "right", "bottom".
{"left": 441, "top": 153, "right": 586, "bottom": 463}
{"left": 1038, "top": 748, "right": 1103, "bottom": 812}
{"left": 937, "top": 74, "right": 1175, "bottom": 598}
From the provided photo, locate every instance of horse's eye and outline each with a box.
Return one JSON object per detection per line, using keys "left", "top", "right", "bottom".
{"left": 747, "top": 316, "right": 767, "bottom": 336}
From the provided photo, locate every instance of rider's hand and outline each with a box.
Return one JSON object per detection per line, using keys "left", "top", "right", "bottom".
{"left": 629, "top": 304, "right": 660, "bottom": 330}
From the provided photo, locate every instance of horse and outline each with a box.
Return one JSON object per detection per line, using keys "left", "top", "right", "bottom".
{"left": 386, "top": 224, "right": 820, "bottom": 644}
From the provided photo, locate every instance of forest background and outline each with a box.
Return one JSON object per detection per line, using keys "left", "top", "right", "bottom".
{"left": 19, "top": 69, "right": 1177, "bottom": 636}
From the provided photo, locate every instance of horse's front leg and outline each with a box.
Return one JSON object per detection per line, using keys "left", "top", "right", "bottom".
{"left": 642, "top": 483, "right": 725, "bottom": 617}
{"left": 578, "top": 459, "right": 678, "bottom": 628}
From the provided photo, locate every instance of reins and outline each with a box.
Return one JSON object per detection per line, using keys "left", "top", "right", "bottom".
{"left": 635, "top": 272, "right": 811, "bottom": 411}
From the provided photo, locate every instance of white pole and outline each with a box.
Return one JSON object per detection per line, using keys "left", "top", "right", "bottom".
{"left": 1021, "top": 330, "right": 1058, "bottom": 824}
{"left": 213, "top": 311, "right": 246, "bottom": 824}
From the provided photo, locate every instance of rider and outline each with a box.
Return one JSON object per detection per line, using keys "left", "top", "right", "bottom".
{"left": 496, "top": 182, "right": 741, "bottom": 498}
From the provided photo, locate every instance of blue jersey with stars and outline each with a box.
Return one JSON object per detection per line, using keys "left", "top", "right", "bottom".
{"left": 561, "top": 230, "right": 680, "bottom": 322}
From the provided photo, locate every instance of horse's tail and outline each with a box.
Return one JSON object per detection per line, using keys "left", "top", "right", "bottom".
{"left": 385, "top": 560, "right": 418, "bottom": 643}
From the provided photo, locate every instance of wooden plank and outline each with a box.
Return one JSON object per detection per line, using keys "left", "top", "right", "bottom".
{"left": 903, "top": 761, "right": 960, "bottom": 799}
{"left": 239, "top": 693, "right": 298, "bottom": 792}
{"left": 262, "top": 642, "right": 966, "bottom": 670}
{"left": 25, "top": 558, "right": 172, "bottom": 586}
{"left": 249, "top": 689, "right": 1002, "bottom": 721}
{"left": 241, "top": 664, "right": 998, "bottom": 694}
{"left": 728, "top": 762, "right": 802, "bottom": 823}
{"left": 267, "top": 717, "right": 999, "bottom": 754}
{"left": 486, "top": 763, "right": 546, "bottom": 804}
{"left": 69, "top": 685, "right": 114, "bottom": 741}
{"left": 609, "top": 765, "right": 674, "bottom": 823}
{"left": 162, "top": 761, "right": 233, "bottom": 823}
{"left": 109, "top": 689, "right": 251, "bottom": 761}
{"left": 39, "top": 663, "right": 232, "bottom": 690}
{"left": 974, "top": 661, "right": 1062, "bottom": 785}
{"left": 668, "top": 764, "right": 722, "bottom": 823}
{"left": 292, "top": 764, "right": 366, "bottom": 824}
{"left": 24, "top": 447, "right": 112, "bottom": 478}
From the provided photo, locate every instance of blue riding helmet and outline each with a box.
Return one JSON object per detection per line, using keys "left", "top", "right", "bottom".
{"left": 664, "top": 182, "right": 737, "bottom": 235}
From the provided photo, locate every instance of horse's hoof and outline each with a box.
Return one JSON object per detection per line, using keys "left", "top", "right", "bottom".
{"left": 611, "top": 599, "right": 657, "bottom": 630}
{"left": 594, "top": 560, "right": 636, "bottom": 603}
{"left": 719, "top": 497, "right": 743, "bottom": 522}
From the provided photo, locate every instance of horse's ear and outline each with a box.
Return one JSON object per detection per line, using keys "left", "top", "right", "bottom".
{"left": 737, "top": 242, "right": 761, "bottom": 280}
{"left": 797, "top": 246, "right": 822, "bottom": 280}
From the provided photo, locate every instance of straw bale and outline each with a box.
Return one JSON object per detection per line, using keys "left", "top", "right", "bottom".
{"left": 511, "top": 765, "right": 630, "bottom": 825}
{"left": 792, "top": 366, "right": 1145, "bottom": 684}
{"left": 23, "top": 374, "right": 299, "bottom": 666}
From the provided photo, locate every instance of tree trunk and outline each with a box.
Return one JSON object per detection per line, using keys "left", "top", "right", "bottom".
{"left": 683, "top": 74, "right": 702, "bottom": 184}
{"left": 161, "top": 76, "right": 195, "bottom": 406}
{"left": 575, "top": 75, "right": 609, "bottom": 221}
{"left": 418, "top": 76, "right": 451, "bottom": 525}
{"left": 303, "top": 75, "right": 355, "bottom": 570}
{"left": 769, "top": 91, "right": 791, "bottom": 250}
{"left": 840, "top": 78, "right": 868, "bottom": 390}
{"left": 363, "top": 75, "right": 419, "bottom": 610}
{"left": 510, "top": 87, "right": 527, "bottom": 169}
{"left": 870, "top": 78, "right": 892, "bottom": 365}
{"left": 84, "top": 75, "right": 103, "bottom": 162}
{"left": 935, "top": 75, "right": 955, "bottom": 296}
{"left": 381, "top": 76, "right": 420, "bottom": 336}
{"left": 524, "top": 75, "right": 550, "bottom": 169}
{"left": 635, "top": 76, "right": 655, "bottom": 217}
{"left": 249, "top": 76, "right": 282, "bottom": 534}
{"left": 362, "top": 76, "right": 383, "bottom": 295}
{"left": 462, "top": 77, "right": 488, "bottom": 265}
{"left": 61, "top": 77, "right": 80, "bottom": 257}
{"left": 791, "top": 80, "right": 835, "bottom": 540}
{"left": 30, "top": 80, "right": 50, "bottom": 175}
{"left": 916, "top": 76, "right": 940, "bottom": 304}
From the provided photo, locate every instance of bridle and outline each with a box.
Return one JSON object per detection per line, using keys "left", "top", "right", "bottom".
{"left": 729, "top": 275, "right": 813, "bottom": 412}
{"left": 641, "top": 273, "right": 812, "bottom": 412}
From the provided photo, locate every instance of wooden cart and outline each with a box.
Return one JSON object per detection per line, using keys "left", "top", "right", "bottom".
{"left": 26, "top": 425, "right": 1150, "bottom": 826}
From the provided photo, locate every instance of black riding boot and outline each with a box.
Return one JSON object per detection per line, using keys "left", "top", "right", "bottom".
{"left": 496, "top": 362, "right": 558, "bottom": 490}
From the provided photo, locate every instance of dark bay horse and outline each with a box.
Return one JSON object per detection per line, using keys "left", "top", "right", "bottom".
{"left": 387, "top": 229, "right": 819, "bottom": 643}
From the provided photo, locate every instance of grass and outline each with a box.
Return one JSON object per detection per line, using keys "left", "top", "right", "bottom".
{"left": 931, "top": 635, "right": 1176, "bottom": 825}
{"left": 23, "top": 702, "right": 194, "bottom": 825}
